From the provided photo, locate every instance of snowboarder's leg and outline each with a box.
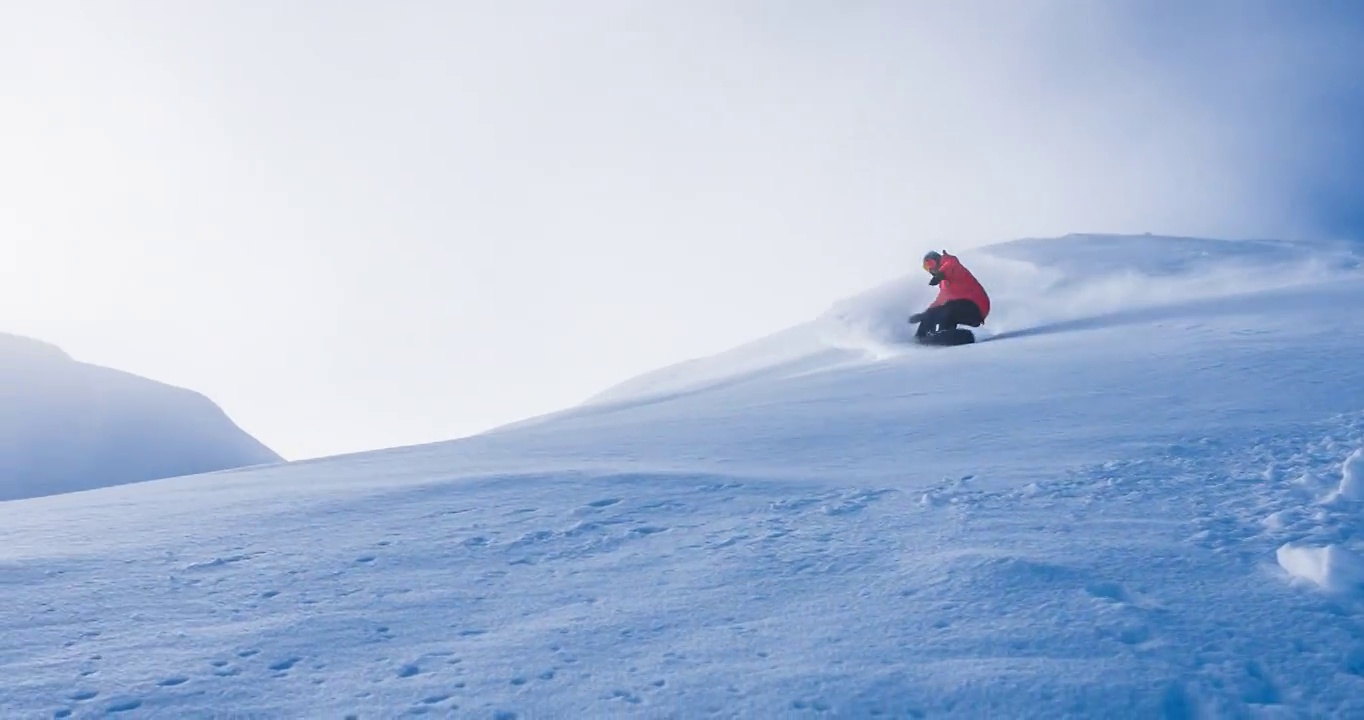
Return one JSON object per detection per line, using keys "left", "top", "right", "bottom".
{"left": 915, "top": 301, "right": 985, "bottom": 339}
{"left": 915, "top": 305, "right": 947, "bottom": 337}
{"left": 917, "top": 301, "right": 983, "bottom": 346}
{"left": 942, "top": 299, "right": 984, "bottom": 328}
{"left": 915, "top": 315, "right": 931, "bottom": 337}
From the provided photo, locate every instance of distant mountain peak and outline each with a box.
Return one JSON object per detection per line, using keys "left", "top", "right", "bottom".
{"left": 0, "top": 332, "right": 281, "bottom": 501}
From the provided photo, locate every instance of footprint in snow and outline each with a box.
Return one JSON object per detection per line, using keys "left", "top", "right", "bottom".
{"left": 586, "top": 498, "right": 621, "bottom": 508}
{"left": 269, "top": 657, "right": 301, "bottom": 672}
{"left": 1085, "top": 581, "right": 1131, "bottom": 603}
{"left": 70, "top": 690, "right": 98, "bottom": 702}
{"left": 107, "top": 698, "right": 143, "bottom": 714}
{"left": 208, "top": 658, "right": 240, "bottom": 676}
{"left": 156, "top": 677, "right": 189, "bottom": 687}
{"left": 711, "top": 533, "right": 750, "bottom": 548}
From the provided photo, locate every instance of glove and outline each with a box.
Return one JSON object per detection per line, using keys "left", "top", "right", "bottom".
{"left": 928, "top": 272, "right": 943, "bottom": 286}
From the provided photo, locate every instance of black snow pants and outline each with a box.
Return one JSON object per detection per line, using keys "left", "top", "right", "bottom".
{"left": 915, "top": 299, "right": 984, "bottom": 337}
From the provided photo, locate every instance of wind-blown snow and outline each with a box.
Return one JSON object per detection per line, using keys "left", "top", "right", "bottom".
{"left": 0, "top": 333, "right": 281, "bottom": 501}
{"left": 3, "top": 234, "right": 1364, "bottom": 718}
{"left": 587, "top": 233, "right": 1361, "bottom": 406}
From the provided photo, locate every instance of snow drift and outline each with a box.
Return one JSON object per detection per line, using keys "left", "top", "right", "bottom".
{"left": 0, "top": 332, "right": 281, "bottom": 501}
{"left": 3, "top": 233, "right": 1364, "bottom": 719}
{"left": 1336, "top": 448, "right": 1364, "bottom": 502}
{"left": 1277, "top": 543, "right": 1364, "bottom": 593}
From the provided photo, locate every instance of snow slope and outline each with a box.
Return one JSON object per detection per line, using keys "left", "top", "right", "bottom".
{"left": 3, "top": 234, "right": 1364, "bottom": 718}
{"left": 0, "top": 333, "right": 281, "bottom": 501}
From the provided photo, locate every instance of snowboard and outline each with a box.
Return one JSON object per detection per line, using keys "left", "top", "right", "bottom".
{"left": 916, "top": 328, "right": 975, "bottom": 346}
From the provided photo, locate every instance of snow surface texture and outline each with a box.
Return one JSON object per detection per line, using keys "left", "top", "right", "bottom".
{"left": 3, "top": 233, "right": 1364, "bottom": 718}
{"left": 0, "top": 333, "right": 281, "bottom": 501}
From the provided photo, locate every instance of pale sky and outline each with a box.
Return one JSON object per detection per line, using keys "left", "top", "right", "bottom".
{"left": 3, "top": 1, "right": 1362, "bottom": 460}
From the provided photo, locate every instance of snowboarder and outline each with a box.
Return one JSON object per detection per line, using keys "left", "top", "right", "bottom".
{"left": 909, "top": 250, "right": 991, "bottom": 344}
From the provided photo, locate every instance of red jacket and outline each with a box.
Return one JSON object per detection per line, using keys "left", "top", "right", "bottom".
{"left": 929, "top": 253, "right": 990, "bottom": 319}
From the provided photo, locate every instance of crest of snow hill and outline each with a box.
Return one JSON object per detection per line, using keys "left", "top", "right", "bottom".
{"left": 588, "top": 232, "right": 1362, "bottom": 407}
{"left": 0, "top": 333, "right": 281, "bottom": 501}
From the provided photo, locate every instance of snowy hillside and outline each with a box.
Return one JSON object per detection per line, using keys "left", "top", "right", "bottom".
{"left": 0, "top": 333, "right": 281, "bottom": 501}
{"left": 3, "top": 233, "right": 1364, "bottom": 718}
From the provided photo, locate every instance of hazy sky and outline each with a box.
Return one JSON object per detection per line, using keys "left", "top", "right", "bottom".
{"left": 3, "top": 1, "right": 1362, "bottom": 460}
